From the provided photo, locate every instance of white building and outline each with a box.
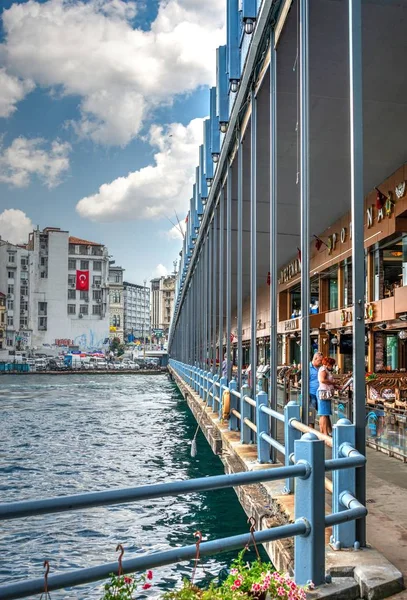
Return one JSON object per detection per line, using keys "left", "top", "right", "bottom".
{"left": 0, "top": 227, "right": 111, "bottom": 352}
{"left": 123, "top": 281, "right": 150, "bottom": 341}
{"left": 109, "top": 265, "right": 125, "bottom": 343}
{"left": 150, "top": 274, "right": 176, "bottom": 338}
{"left": 0, "top": 240, "right": 31, "bottom": 350}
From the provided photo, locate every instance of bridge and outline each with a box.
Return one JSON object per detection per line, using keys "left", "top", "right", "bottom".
{"left": 168, "top": 0, "right": 407, "bottom": 596}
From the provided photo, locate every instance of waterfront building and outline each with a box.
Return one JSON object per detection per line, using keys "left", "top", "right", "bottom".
{"left": 108, "top": 265, "right": 125, "bottom": 343}
{"left": 151, "top": 274, "right": 175, "bottom": 340}
{"left": 0, "top": 228, "right": 110, "bottom": 351}
{"left": 123, "top": 281, "right": 150, "bottom": 342}
{"left": 0, "top": 292, "right": 5, "bottom": 349}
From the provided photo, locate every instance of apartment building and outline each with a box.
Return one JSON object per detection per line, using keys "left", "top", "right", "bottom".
{"left": 151, "top": 274, "right": 176, "bottom": 337}
{"left": 109, "top": 265, "right": 125, "bottom": 343}
{"left": 123, "top": 281, "right": 150, "bottom": 341}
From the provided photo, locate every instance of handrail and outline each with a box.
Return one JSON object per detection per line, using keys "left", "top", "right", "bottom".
{"left": 290, "top": 418, "right": 333, "bottom": 448}
{"left": 260, "top": 404, "right": 285, "bottom": 422}
{"left": 244, "top": 395, "right": 256, "bottom": 408}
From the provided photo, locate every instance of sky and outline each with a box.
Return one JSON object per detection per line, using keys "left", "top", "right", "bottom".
{"left": 0, "top": 0, "right": 226, "bottom": 283}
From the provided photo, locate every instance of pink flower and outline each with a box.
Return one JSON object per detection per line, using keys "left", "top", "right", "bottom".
{"left": 230, "top": 568, "right": 239, "bottom": 575}
{"left": 123, "top": 576, "right": 133, "bottom": 585}
{"left": 251, "top": 583, "right": 261, "bottom": 592}
{"left": 278, "top": 587, "right": 286, "bottom": 596}
{"left": 142, "top": 583, "right": 152, "bottom": 590}
{"left": 233, "top": 579, "right": 242, "bottom": 588}
{"left": 147, "top": 570, "right": 153, "bottom": 580}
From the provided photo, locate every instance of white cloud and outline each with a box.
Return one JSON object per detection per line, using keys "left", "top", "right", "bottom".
{"left": 0, "top": 209, "right": 33, "bottom": 244}
{"left": 76, "top": 117, "right": 203, "bottom": 221}
{"left": 152, "top": 263, "right": 169, "bottom": 278}
{"left": 1, "top": 0, "right": 225, "bottom": 145}
{"left": 0, "top": 136, "right": 71, "bottom": 188}
{"left": 166, "top": 222, "right": 185, "bottom": 240}
{"left": 0, "top": 68, "right": 34, "bottom": 118}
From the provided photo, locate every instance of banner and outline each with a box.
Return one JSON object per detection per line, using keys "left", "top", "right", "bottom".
{"left": 76, "top": 270, "right": 89, "bottom": 291}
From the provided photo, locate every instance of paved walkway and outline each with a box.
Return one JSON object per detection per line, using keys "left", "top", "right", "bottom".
{"left": 366, "top": 448, "right": 407, "bottom": 590}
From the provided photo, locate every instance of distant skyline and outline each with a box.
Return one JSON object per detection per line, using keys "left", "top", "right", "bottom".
{"left": 0, "top": 0, "right": 226, "bottom": 284}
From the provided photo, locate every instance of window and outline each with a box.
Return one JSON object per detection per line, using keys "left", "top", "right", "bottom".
{"left": 7, "top": 316, "right": 13, "bottom": 326}
{"left": 93, "top": 261, "right": 102, "bottom": 271}
{"left": 81, "top": 260, "right": 89, "bottom": 270}
{"left": 20, "top": 301, "right": 28, "bottom": 311}
{"left": 93, "top": 275, "right": 102, "bottom": 285}
{"left": 38, "top": 317, "right": 47, "bottom": 330}
{"left": 69, "top": 244, "right": 76, "bottom": 254}
{"left": 40, "top": 271, "right": 47, "bottom": 279}
{"left": 112, "top": 315, "right": 117, "bottom": 327}
{"left": 7, "top": 285, "right": 14, "bottom": 295}
{"left": 68, "top": 275, "right": 76, "bottom": 286}
{"left": 21, "top": 286, "right": 28, "bottom": 296}
{"left": 21, "top": 257, "right": 28, "bottom": 267}
{"left": 38, "top": 302, "right": 47, "bottom": 315}
{"left": 7, "top": 300, "right": 13, "bottom": 310}
{"left": 8, "top": 271, "right": 14, "bottom": 279}
{"left": 40, "top": 256, "right": 48, "bottom": 267}
{"left": 79, "top": 245, "right": 87, "bottom": 255}
{"left": 6, "top": 337, "right": 13, "bottom": 346}
{"left": 92, "top": 304, "right": 102, "bottom": 315}
{"left": 91, "top": 246, "right": 103, "bottom": 256}
{"left": 80, "top": 291, "right": 89, "bottom": 300}
{"left": 80, "top": 304, "right": 89, "bottom": 315}
{"left": 68, "top": 258, "right": 76, "bottom": 270}
{"left": 93, "top": 290, "right": 102, "bottom": 300}
{"left": 20, "top": 317, "right": 28, "bottom": 327}
{"left": 8, "top": 253, "right": 15, "bottom": 263}
{"left": 21, "top": 272, "right": 28, "bottom": 280}
{"left": 67, "top": 304, "right": 76, "bottom": 315}
{"left": 115, "top": 274, "right": 121, "bottom": 283}
{"left": 68, "top": 289, "right": 76, "bottom": 300}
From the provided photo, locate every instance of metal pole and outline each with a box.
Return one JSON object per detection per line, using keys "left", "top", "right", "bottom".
{"left": 250, "top": 89, "right": 257, "bottom": 399}
{"left": 208, "top": 222, "right": 213, "bottom": 369}
{"left": 219, "top": 191, "right": 225, "bottom": 377}
{"left": 143, "top": 278, "right": 147, "bottom": 360}
{"left": 237, "top": 140, "right": 243, "bottom": 388}
{"left": 299, "top": 0, "right": 310, "bottom": 425}
{"left": 349, "top": 0, "right": 366, "bottom": 547}
{"left": 226, "top": 165, "right": 232, "bottom": 381}
{"left": 204, "top": 236, "right": 208, "bottom": 371}
{"left": 269, "top": 29, "right": 278, "bottom": 460}
{"left": 213, "top": 210, "right": 218, "bottom": 372}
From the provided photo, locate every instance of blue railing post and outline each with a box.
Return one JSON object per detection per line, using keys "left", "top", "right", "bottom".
{"left": 256, "top": 391, "right": 269, "bottom": 463}
{"left": 229, "top": 379, "right": 238, "bottom": 430}
{"left": 211, "top": 374, "right": 219, "bottom": 411}
{"left": 199, "top": 369, "right": 204, "bottom": 398}
{"left": 240, "top": 384, "right": 251, "bottom": 444}
{"left": 203, "top": 370, "right": 208, "bottom": 402}
{"left": 284, "top": 402, "right": 302, "bottom": 493}
{"left": 332, "top": 418, "right": 357, "bottom": 549}
{"left": 194, "top": 367, "right": 198, "bottom": 393}
{"left": 219, "top": 376, "right": 228, "bottom": 419}
{"left": 207, "top": 371, "right": 213, "bottom": 406}
{"left": 294, "top": 432, "right": 325, "bottom": 587}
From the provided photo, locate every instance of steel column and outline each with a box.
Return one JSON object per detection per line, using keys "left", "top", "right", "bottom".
{"left": 269, "top": 29, "right": 278, "bottom": 460}
{"left": 250, "top": 89, "right": 257, "bottom": 399}
{"left": 349, "top": 0, "right": 366, "bottom": 547}
{"left": 299, "top": 0, "right": 310, "bottom": 424}
{"left": 209, "top": 222, "right": 213, "bottom": 369}
{"left": 237, "top": 140, "right": 243, "bottom": 388}
{"left": 226, "top": 165, "right": 232, "bottom": 381}
{"left": 219, "top": 191, "right": 225, "bottom": 377}
{"left": 213, "top": 210, "right": 218, "bottom": 372}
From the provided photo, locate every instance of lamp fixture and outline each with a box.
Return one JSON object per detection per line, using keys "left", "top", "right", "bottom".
{"left": 201, "top": 197, "right": 207, "bottom": 206}
{"left": 219, "top": 121, "right": 228, "bottom": 134}
{"left": 244, "top": 18, "right": 255, "bottom": 35}
{"left": 230, "top": 79, "right": 239, "bottom": 93}
{"left": 399, "top": 330, "right": 407, "bottom": 340}
{"left": 378, "top": 323, "right": 387, "bottom": 330}
{"left": 212, "top": 152, "right": 220, "bottom": 164}
{"left": 391, "top": 251, "right": 403, "bottom": 257}
{"left": 206, "top": 177, "right": 213, "bottom": 187}
{"left": 198, "top": 214, "right": 203, "bottom": 222}
{"left": 331, "top": 336, "right": 339, "bottom": 346}
{"left": 194, "top": 226, "right": 199, "bottom": 234}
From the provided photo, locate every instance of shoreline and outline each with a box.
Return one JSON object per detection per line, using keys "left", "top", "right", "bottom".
{"left": 0, "top": 369, "right": 167, "bottom": 376}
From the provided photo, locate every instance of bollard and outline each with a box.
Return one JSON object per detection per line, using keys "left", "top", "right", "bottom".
{"left": 229, "top": 379, "right": 238, "bottom": 431}
{"left": 294, "top": 432, "right": 325, "bottom": 587}
{"left": 284, "top": 402, "right": 302, "bottom": 493}
{"left": 256, "top": 391, "right": 269, "bottom": 463}
{"left": 219, "top": 376, "right": 228, "bottom": 420}
{"left": 332, "top": 418, "right": 357, "bottom": 549}
{"left": 240, "top": 384, "right": 251, "bottom": 444}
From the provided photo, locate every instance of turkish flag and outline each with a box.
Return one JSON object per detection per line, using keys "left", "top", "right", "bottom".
{"left": 76, "top": 270, "right": 89, "bottom": 291}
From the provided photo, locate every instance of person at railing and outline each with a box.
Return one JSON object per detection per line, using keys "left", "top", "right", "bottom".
{"left": 308, "top": 352, "right": 323, "bottom": 428}
{"left": 318, "top": 356, "right": 337, "bottom": 435}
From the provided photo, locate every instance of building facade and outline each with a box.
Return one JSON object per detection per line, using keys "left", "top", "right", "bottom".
{"left": 109, "top": 266, "right": 125, "bottom": 343}
{"left": 0, "top": 292, "right": 5, "bottom": 349}
{"left": 151, "top": 275, "right": 175, "bottom": 337}
{"left": 0, "top": 228, "right": 110, "bottom": 352}
{"left": 123, "top": 281, "right": 150, "bottom": 342}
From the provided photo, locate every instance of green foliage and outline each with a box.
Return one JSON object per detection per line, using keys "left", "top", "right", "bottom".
{"left": 101, "top": 571, "right": 152, "bottom": 600}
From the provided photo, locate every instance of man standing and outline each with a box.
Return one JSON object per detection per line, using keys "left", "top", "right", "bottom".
{"left": 309, "top": 351, "right": 323, "bottom": 427}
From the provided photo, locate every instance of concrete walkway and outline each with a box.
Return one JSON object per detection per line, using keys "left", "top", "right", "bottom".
{"left": 366, "top": 448, "right": 407, "bottom": 590}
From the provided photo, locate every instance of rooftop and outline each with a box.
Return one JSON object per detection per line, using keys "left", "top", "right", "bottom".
{"left": 69, "top": 236, "right": 102, "bottom": 247}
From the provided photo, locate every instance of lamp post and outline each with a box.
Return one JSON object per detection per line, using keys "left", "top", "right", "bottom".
{"left": 143, "top": 279, "right": 147, "bottom": 360}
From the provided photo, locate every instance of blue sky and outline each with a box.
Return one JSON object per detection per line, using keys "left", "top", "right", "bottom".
{"left": 0, "top": 0, "right": 225, "bottom": 283}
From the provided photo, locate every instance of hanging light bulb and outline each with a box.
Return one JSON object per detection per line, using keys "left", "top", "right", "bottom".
{"left": 194, "top": 226, "right": 199, "bottom": 234}
{"left": 230, "top": 80, "right": 239, "bottom": 93}
{"left": 399, "top": 330, "right": 407, "bottom": 340}
{"left": 206, "top": 177, "right": 213, "bottom": 187}
{"left": 198, "top": 214, "right": 203, "bottom": 222}
{"left": 244, "top": 18, "right": 255, "bottom": 35}
{"left": 212, "top": 153, "right": 220, "bottom": 164}
{"left": 201, "top": 197, "right": 207, "bottom": 206}
{"left": 219, "top": 121, "right": 228, "bottom": 134}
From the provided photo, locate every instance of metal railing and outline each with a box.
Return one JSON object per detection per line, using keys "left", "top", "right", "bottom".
{"left": 0, "top": 434, "right": 365, "bottom": 599}
{"left": 169, "top": 359, "right": 367, "bottom": 547}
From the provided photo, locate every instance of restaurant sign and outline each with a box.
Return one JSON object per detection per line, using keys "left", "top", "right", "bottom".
{"left": 279, "top": 258, "right": 301, "bottom": 284}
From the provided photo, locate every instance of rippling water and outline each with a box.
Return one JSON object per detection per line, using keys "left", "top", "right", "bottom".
{"left": 0, "top": 374, "right": 255, "bottom": 598}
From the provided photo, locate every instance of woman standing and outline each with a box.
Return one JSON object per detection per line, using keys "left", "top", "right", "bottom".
{"left": 318, "top": 357, "right": 336, "bottom": 435}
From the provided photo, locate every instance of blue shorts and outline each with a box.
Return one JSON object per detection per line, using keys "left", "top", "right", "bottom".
{"left": 318, "top": 394, "right": 332, "bottom": 416}
{"left": 310, "top": 393, "right": 318, "bottom": 410}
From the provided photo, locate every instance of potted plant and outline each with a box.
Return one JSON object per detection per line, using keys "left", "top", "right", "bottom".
{"left": 101, "top": 570, "right": 153, "bottom": 599}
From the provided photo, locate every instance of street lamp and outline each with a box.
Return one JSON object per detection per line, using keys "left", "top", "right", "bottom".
{"left": 143, "top": 278, "right": 147, "bottom": 360}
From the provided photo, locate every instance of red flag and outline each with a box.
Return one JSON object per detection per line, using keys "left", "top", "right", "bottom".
{"left": 267, "top": 271, "right": 271, "bottom": 286}
{"left": 76, "top": 270, "right": 89, "bottom": 291}
{"left": 375, "top": 187, "right": 386, "bottom": 210}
